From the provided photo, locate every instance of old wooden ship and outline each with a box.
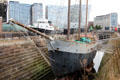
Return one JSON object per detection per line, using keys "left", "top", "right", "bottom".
{"left": 9, "top": 0, "right": 98, "bottom": 79}
{"left": 47, "top": 0, "right": 97, "bottom": 77}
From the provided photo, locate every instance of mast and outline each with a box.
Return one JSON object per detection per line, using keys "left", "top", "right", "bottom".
{"left": 85, "top": 0, "right": 88, "bottom": 37}
{"left": 78, "top": 0, "right": 82, "bottom": 40}
{"left": 67, "top": 0, "right": 71, "bottom": 40}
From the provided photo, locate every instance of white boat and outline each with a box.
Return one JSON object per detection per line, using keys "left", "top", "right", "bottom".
{"left": 33, "top": 18, "right": 54, "bottom": 34}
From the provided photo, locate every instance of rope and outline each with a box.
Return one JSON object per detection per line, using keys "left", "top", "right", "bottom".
{"left": 10, "top": 23, "right": 54, "bottom": 65}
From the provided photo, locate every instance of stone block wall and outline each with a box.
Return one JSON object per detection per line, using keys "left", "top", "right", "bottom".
{"left": 0, "top": 40, "right": 52, "bottom": 80}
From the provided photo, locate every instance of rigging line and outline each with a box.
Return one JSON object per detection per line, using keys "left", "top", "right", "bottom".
{"left": 11, "top": 23, "right": 52, "bottom": 65}
{"left": 9, "top": 20, "right": 55, "bottom": 62}
{"left": 27, "top": 36, "right": 56, "bottom": 63}
{"left": 24, "top": 32, "right": 55, "bottom": 63}
{"left": 33, "top": 34, "right": 56, "bottom": 60}
{"left": 24, "top": 31, "right": 56, "bottom": 62}
{"left": 29, "top": 34, "right": 56, "bottom": 62}
{"left": 27, "top": 30, "right": 56, "bottom": 61}
{"left": 7, "top": 33, "right": 40, "bottom": 62}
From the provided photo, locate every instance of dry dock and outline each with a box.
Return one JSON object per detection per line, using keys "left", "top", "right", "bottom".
{"left": 0, "top": 36, "right": 54, "bottom": 80}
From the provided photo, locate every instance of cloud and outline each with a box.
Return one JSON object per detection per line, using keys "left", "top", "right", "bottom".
{"left": 90, "top": 0, "right": 120, "bottom": 23}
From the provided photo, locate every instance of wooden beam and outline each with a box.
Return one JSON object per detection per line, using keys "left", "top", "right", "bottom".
{"left": 85, "top": 0, "right": 88, "bottom": 37}
{"left": 9, "top": 19, "right": 54, "bottom": 41}
{"left": 67, "top": 0, "right": 71, "bottom": 40}
{"left": 78, "top": 0, "right": 82, "bottom": 40}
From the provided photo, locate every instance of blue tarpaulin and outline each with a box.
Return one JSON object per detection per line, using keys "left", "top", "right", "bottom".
{"left": 75, "top": 37, "right": 91, "bottom": 43}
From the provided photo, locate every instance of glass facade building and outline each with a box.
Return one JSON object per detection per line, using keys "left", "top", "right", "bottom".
{"left": 47, "top": 5, "right": 68, "bottom": 28}
{"left": 8, "top": 1, "right": 31, "bottom": 25}
{"left": 70, "top": 5, "right": 91, "bottom": 29}
{"left": 111, "top": 13, "right": 118, "bottom": 27}
{"left": 94, "top": 13, "right": 118, "bottom": 31}
{"left": 47, "top": 5, "right": 91, "bottom": 29}
{"left": 32, "top": 3, "right": 45, "bottom": 24}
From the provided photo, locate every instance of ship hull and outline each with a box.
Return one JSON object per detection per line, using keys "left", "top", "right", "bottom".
{"left": 47, "top": 40, "right": 97, "bottom": 77}
{"left": 49, "top": 50, "right": 96, "bottom": 77}
{"left": 32, "top": 28, "right": 53, "bottom": 34}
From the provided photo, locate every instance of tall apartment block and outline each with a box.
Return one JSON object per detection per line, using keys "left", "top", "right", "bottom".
{"left": 94, "top": 13, "right": 118, "bottom": 31}
{"left": 8, "top": 1, "right": 31, "bottom": 25}
{"left": 31, "top": 3, "right": 45, "bottom": 24}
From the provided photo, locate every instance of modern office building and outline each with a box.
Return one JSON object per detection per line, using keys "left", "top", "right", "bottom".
{"left": 8, "top": 1, "right": 31, "bottom": 25}
{"left": 70, "top": 5, "right": 91, "bottom": 29}
{"left": 47, "top": 5, "right": 68, "bottom": 28}
{"left": 31, "top": 3, "right": 45, "bottom": 24}
{"left": 94, "top": 13, "right": 118, "bottom": 31}
{"left": 19, "top": 3, "right": 31, "bottom": 25}
{"left": 47, "top": 4, "right": 91, "bottom": 29}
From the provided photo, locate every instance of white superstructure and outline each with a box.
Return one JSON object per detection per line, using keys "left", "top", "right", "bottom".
{"left": 33, "top": 18, "right": 54, "bottom": 31}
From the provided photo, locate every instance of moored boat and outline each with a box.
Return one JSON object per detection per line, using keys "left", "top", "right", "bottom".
{"left": 47, "top": 40, "right": 97, "bottom": 77}
{"left": 8, "top": 0, "right": 98, "bottom": 78}
{"left": 32, "top": 18, "right": 54, "bottom": 34}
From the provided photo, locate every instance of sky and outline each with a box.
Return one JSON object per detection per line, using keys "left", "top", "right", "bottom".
{"left": 9, "top": 0, "right": 120, "bottom": 23}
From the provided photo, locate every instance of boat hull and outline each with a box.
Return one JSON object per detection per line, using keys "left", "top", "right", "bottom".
{"left": 48, "top": 50, "right": 96, "bottom": 77}
{"left": 47, "top": 40, "right": 97, "bottom": 77}
{"left": 32, "top": 28, "right": 53, "bottom": 34}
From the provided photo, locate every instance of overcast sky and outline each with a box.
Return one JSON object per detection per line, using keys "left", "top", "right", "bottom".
{"left": 9, "top": 0, "right": 120, "bottom": 23}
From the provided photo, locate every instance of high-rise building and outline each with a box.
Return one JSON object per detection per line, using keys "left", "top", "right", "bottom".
{"left": 19, "top": 4, "right": 31, "bottom": 25}
{"left": 8, "top": 1, "right": 31, "bottom": 25}
{"left": 31, "top": 3, "right": 45, "bottom": 24}
{"left": 70, "top": 5, "right": 91, "bottom": 29}
{"left": 47, "top": 5, "right": 68, "bottom": 29}
{"left": 94, "top": 13, "right": 118, "bottom": 31}
{"left": 47, "top": 5, "right": 91, "bottom": 29}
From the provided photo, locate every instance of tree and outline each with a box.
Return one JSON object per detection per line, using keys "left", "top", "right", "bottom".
{"left": 95, "top": 25, "right": 102, "bottom": 30}
{"left": 89, "top": 26, "right": 94, "bottom": 31}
